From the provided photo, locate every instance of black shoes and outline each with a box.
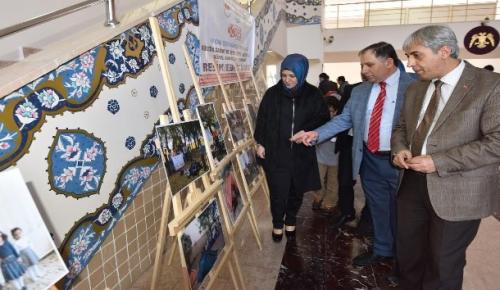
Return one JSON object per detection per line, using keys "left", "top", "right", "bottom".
{"left": 285, "top": 229, "right": 296, "bottom": 241}
{"left": 352, "top": 251, "right": 393, "bottom": 267}
{"left": 331, "top": 213, "right": 355, "bottom": 228}
{"left": 272, "top": 229, "right": 283, "bottom": 242}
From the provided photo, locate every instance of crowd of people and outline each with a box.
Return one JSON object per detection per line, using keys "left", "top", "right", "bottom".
{"left": 255, "top": 24, "right": 499, "bottom": 289}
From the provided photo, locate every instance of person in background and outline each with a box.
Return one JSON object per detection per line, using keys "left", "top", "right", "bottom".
{"left": 291, "top": 42, "right": 416, "bottom": 267}
{"left": 337, "top": 76, "right": 349, "bottom": 96}
{"left": 318, "top": 72, "right": 338, "bottom": 96}
{"left": 11, "top": 228, "right": 42, "bottom": 281}
{"left": 483, "top": 64, "right": 494, "bottom": 71}
{"left": 0, "top": 231, "right": 26, "bottom": 290}
{"left": 255, "top": 54, "right": 330, "bottom": 242}
{"left": 393, "top": 24, "right": 500, "bottom": 289}
{"left": 312, "top": 95, "right": 341, "bottom": 213}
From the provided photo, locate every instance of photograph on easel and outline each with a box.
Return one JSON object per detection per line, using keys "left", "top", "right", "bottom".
{"left": 156, "top": 120, "right": 210, "bottom": 195}
{"left": 180, "top": 199, "right": 225, "bottom": 290}
{"left": 238, "top": 148, "right": 260, "bottom": 187}
{"left": 245, "top": 102, "right": 257, "bottom": 129}
{"left": 0, "top": 168, "right": 69, "bottom": 290}
{"left": 196, "top": 103, "right": 228, "bottom": 166}
{"left": 225, "top": 109, "right": 251, "bottom": 143}
{"left": 220, "top": 162, "right": 244, "bottom": 224}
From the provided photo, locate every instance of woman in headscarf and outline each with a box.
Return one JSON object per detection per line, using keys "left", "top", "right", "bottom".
{"left": 254, "top": 54, "right": 330, "bottom": 242}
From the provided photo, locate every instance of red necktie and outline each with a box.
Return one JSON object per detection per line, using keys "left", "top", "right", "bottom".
{"left": 367, "top": 81, "right": 386, "bottom": 153}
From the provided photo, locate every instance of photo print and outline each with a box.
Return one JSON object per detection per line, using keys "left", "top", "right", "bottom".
{"left": 180, "top": 199, "right": 225, "bottom": 290}
{"left": 156, "top": 120, "right": 210, "bottom": 195}
{"left": 245, "top": 102, "right": 257, "bottom": 129}
{"left": 220, "top": 162, "right": 244, "bottom": 224}
{"left": 196, "top": 103, "right": 228, "bottom": 167}
{"left": 238, "top": 148, "right": 260, "bottom": 187}
{"left": 0, "top": 168, "right": 69, "bottom": 290}
{"left": 225, "top": 109, "right": 251, "bottom": 144}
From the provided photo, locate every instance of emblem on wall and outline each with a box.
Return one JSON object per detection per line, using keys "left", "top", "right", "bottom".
{"left": 464, "top": 25, "right": 499, "bottom": 55}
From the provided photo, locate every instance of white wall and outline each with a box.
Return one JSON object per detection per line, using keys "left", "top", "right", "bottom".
{"left": 308, "top": 60, "right": 322, "bottom": 86}
{"left": 269, "top": 20, "right": 288, "bottom": 58}
{"left": 287, "top": 24, "right": 323, "bottom": 60}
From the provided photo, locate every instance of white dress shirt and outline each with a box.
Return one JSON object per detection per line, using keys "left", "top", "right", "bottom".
{"left": 364, "top": 69, "right": 400, "bottom": 151}
{"left": 415, "top": 60, "right": 465, "bottom": 155}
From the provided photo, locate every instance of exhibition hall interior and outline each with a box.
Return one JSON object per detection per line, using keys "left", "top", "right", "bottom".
{"left": 0, "top": 0, "right": 499, "bottom": 289}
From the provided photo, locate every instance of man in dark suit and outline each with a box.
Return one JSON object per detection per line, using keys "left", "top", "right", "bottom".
{"left": 292, "top": 42, "right": 416, "bottom": 266}
{"left": 331, "top": 79, "right": 372, "bottom": 234}
{"left": 392, "top": 25, "right": 500, "bottom": 289}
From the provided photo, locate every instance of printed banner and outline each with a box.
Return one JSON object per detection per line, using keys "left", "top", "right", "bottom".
{"left": 199, "top": 0, "right": 255, "bottom": 87}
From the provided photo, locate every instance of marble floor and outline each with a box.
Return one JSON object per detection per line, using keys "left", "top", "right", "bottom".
{"left": 130, "top": 179, "right": 500, "bottom": 290}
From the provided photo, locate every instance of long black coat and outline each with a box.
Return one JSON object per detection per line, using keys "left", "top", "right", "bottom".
{"left": 254, "top": 81, "right": 330, "bottom": 194}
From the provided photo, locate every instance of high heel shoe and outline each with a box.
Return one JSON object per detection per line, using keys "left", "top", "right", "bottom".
{"left": 272, "top": 229, "right": 283, "bottom": 242}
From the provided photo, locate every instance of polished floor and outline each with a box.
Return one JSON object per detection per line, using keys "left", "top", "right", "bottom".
{"left": 130, "top": 179, "right": 500, "bottom": 290}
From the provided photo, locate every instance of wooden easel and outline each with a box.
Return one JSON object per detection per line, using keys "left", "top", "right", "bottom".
{"left": 232, "top": 63, "right": 271, "bottom": 205}
{"left": 210, "top": 59, "right": 272, "bottom": 243}
{"left": 149, "top": 16, "right": 246, "bottom": 290}
{"left": 182, "top": 45, "right": 262, "bottom": 250}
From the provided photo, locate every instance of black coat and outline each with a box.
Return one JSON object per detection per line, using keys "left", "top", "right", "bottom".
{"left": 254, "top": 81, "right": 330, "bottom": 194}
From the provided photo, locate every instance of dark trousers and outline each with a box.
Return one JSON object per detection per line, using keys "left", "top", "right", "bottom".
{"left": 337, "top": 137, "right": 371, "bottom": 224}
{"left": 397, "top": 170, "right": 481, "bottom": 290}
{"left": 337, "top": 139, "right": 356, "bottom": 216}
{"left": 359, "top": 147, "right": 399, "bottom": 257}
{"left": 266, "top": 170, "right": 304, "bottom": 229}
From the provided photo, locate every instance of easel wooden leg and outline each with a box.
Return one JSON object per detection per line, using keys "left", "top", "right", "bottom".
{"left": 227, "top": 254, "right": 240, "bottom": 290}
{"left": 231, "top": 248, "right": 247, "bottom": 290}
{"left": 246, "top": 203, "right": 262, "bottom": 250}
{"left": 177, "top": 240, "right": 191, "bottom": 290}
{"left": 167, "top": 241, "right": 177, "bottom": 265}
{"left": 150, "top": 190, "right": 172, "bottom": 290}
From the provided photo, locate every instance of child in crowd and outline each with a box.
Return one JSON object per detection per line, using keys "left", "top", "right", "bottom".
{"left": 0, "top": 231, "right": 26, "bottom": 290}
{"left": 11, "top": 227, "right": 42, "bottom": 281}
{"left": 312, "top": 95, "right": 341, "bottom": 213}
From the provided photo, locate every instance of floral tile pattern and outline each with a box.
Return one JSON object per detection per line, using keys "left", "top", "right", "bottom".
{"left": 58, "top": 132, "right": 159, "bottom": 290}
{"left": 157, "top": 0, "right": 199, "bottom": 42}
{"left": 0, "top": 23, "right": 155, "bottom": 171}
{"left": 185, "top": 31, "right": 201, "bottom": 76}
{"left": 47, "top": 129, "right": 107, "bottom": 198}
{"left": 285, "top": 0, "right": 322, "bottom": 25}
{"left": 253, "top": 0, "right": 287, "bottom": 72}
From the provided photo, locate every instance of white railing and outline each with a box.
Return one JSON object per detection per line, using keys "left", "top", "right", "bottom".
{"left": 0, "top": 0, "right": 119, "bottom": 38}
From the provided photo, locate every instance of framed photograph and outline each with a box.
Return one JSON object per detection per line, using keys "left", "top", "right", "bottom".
{"left": 237, "top": 148, "right": 259, "bottom": 187}
{"left": 220, "top": 162, "right": 245, "bottom": 224}
{"left": 225, "top": 109, "right": 251, "bottom": 144}
{"left": 0, "top": 168, "right": 69, "bottom": 290}
{"left": 179, "top": 199, "right": 226, "bottom": 290}
{"left": 245, "top": 102, "right": 257, "bottom": 130}
{"left": 156, "top": 120, "right": 210, "bottom": 196}
{"left": 196, "top": 103, "right": 228, "bottom": 168}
